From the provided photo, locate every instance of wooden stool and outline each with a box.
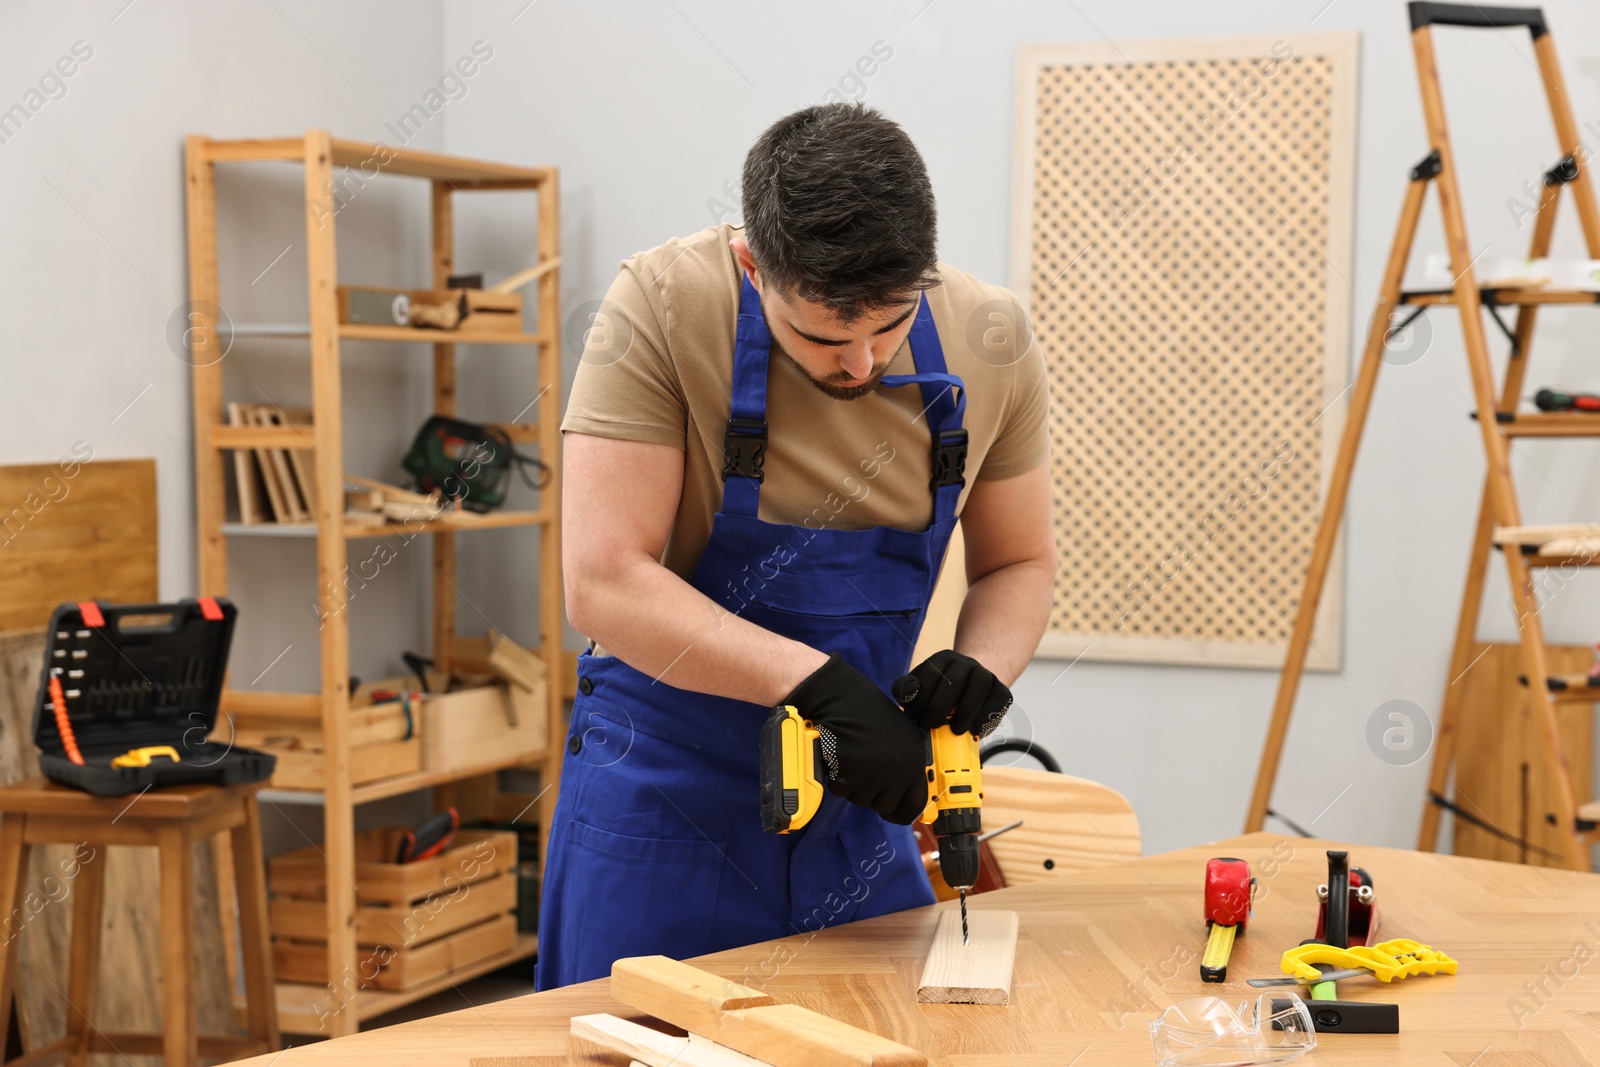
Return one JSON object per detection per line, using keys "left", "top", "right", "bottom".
{"left": 0, "top": 779, "right": 278, "bottom": 1067}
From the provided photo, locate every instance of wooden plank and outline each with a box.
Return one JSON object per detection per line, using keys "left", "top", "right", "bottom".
{"left": 220, "top": 689, "right": 322, "bottom": 720}
{"left": 535, "top": 166, "right": 565, "bottom": 877}
{"left": 713, "top": 1004, "right": 925, "bottom": 1067}
{"left": 278, "top": 406, "right": 320, "bottom": 520}
{"left": 915, "top": 909, "right": 1018, "bottom": 1006}
{"left": 345, "top": 473, "right": 434, "bottom": 505}
{"left": 429, "top": 180, "right": 458, "bottom": 677}
{"left": 1538, "top": 537, "right": 1600, "bottom": 557}
{"left": 188, "top": 134, "right": 229, "bottom": 599}
{"left": 1493, "top": 523, "right": 1600, "bottom": 545}
{"left": 486, "top": 628, "right": 547, "bottom": 692}
{"left": 228, "top": 402, "right": 266, "bottom": 524}
{"left": 0, "top": 459, "right": 158, "bottom": 634}
{"left": 487, "top": 258, "right": 561, "bottom": 294}
{"left": 204, "top": 137, "right": 304, "bottom": 163}
{"left": 305, "top": 127, "right": 360, "bottom": 1036}
{"left": 266, "top": 738, "right": 419, "bottom": 791}
{"left": 608, "top": 956, "right": 923, "bottom": 1067}
{"left": 609, "top": 956, "right": 774, "bottom": 1034}
{"left": 569, "top": 1015, "right": 766, "bottom": 1067}
{"left": 249, "top": 404, "right": 309, "bottom": 522}
{"left": 328, "top": 139, "right": 548, "bottom": 184}
{"left": 338, "top": 323, "right": 547, "bottom": 346}
{"left": 245, "top": 405, "right": 291, "bottom": 523}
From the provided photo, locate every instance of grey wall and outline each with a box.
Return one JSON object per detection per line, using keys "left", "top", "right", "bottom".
{"left": 441, "top": 0, "right": 1600, "bottom": 859}
{"left": 0, "top": 0, "right": 455, "bottom": 849}
{"left": 4, "top": 0, "right": 1598, "bottom": 861}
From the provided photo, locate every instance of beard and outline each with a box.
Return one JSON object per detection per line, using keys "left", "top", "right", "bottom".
{"left": 775, "top": 346, "right": 893, "bottom": 401}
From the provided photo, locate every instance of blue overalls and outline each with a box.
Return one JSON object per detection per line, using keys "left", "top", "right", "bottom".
{"left": 536, "top": 275, "right": 968, "bottom": 990}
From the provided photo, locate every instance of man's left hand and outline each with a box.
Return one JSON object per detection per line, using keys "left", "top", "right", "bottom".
{"left": 896, "top": 650, "right": 1012, "bottom": 738}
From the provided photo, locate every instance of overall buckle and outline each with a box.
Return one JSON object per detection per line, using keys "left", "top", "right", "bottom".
{"left": 722, "top": 418, "right": 768, "bottom": 482}
{"left": 931, "top": 428, "right": 968, "bottom": 489}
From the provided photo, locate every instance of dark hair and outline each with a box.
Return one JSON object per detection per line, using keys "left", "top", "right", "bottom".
{"left": 741, "top": 103, "right": 938, "bottom": 320}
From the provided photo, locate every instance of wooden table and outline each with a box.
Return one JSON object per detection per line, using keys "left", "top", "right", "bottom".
{"left": 241, "top": 833, "right": 1600, "bottom": 1066}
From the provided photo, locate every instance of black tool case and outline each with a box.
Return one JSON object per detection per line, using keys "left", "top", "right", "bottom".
{"left": 32, "top": 598, "right": 276, "bottom": 796}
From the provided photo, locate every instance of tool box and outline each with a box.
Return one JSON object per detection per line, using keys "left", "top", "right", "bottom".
{"left": 32, "top": 598, "right": 276, "bottom": 796}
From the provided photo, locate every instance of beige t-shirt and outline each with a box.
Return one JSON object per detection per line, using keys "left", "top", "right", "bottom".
{"left": 561, "top": 224, "right": 1048, "bottom": 581}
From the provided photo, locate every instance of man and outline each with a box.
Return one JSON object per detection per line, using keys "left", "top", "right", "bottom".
{"left": 537, "top": 102, "right": 1055, "bottom": 990}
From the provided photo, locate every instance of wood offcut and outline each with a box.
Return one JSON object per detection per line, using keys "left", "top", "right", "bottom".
{"left": 917, "top": 909, "right": 1018, "bottom": 1005}
{"left": 608, "top": 955, "right": 926, "bottom": 1067}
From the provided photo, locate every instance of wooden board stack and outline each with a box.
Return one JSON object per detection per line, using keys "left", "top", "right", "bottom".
{"left": 571, "top": 955, "right": 927, "bottom": 1067}
{"left": 228, "top": 401, "right": 317, "bottom": 524}
{"left": 343, "top": 473, "right": 445, "bottom": 528}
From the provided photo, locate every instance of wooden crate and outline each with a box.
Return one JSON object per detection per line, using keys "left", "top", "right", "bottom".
{"left": 1453, "top": 642, "right": 1594, "bottom": 867}
{"left": 270, "top": 827, "right": 516, "bottom": 902}
{"left": 274, "top": 913, "right": 518, "bottom": 991}
{"left": 217, "top": 676, "right": 423, "bottom": 790}
{"left": 270, "top": 827, "right": 518, "bottom": 990}
{"left": 422, "top": 681, "right": 548, "bottom": 772}
{"left": 272, "top": 870, "right": 516, "bottom": 947}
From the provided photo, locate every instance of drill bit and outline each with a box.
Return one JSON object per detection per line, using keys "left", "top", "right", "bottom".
{"left": 960, "top": 888, "right": 969, "bottom": 945}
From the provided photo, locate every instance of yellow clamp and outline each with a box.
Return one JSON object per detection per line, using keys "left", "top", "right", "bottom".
{"left": 111, "top": 745, "right": 183, "bottom": 769}
{"left": 1374, "top": 938, "right": 1459, "bottom": 977}
{"left": 1280, "top": 938, "right": 1458, "bottom": 983}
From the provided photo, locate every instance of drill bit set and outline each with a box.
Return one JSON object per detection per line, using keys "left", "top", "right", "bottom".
{"left": 33, "top": 598, "right": 276, "bottom": 796}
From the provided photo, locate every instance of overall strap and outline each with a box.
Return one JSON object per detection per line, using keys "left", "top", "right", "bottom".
{"left": 879, "top": 293, "right": 968, "bottom": 522}
{"left": 719, "top": 281, "right": 969, "bottom": 522}
{"left": 721, "top": 274, "right": 771, "bottom": 516}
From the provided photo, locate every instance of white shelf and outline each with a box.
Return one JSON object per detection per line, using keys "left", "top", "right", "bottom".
{"left": 231, "top": 323, "right": 311, "bottom": 337}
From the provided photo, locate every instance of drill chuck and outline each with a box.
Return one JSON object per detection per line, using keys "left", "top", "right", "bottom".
{"left": 934, "top": 808, "right": 982, "bottom": 890}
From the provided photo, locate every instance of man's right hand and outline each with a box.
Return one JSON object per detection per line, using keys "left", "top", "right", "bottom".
{"left": 782, "top": 654, "right": 929, "bottom": 825}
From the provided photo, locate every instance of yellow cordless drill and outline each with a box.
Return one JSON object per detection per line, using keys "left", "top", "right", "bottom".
{"left": 759, "top": 675, "right": 984, "bottom": 943}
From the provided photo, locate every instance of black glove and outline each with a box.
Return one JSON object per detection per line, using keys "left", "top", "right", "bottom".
{"left": 894, "top": 650, "right": 1012, "bottom": 738}
{"left": 783, "top": 655, "right": 929, "bottom": 825}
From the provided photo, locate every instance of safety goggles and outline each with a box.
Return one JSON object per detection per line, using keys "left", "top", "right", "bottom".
{"left": 1150, "top": 992, "right": 1317, "bottom": 1066}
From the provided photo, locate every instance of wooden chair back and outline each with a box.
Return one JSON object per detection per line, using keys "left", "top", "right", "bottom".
{"left": 980, "top": 765, "right": 1141, "bottom": 884}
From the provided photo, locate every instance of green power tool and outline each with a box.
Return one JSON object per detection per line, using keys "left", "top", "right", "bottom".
{"left": 401, "top": 415, "right": 551, "bottom": 513}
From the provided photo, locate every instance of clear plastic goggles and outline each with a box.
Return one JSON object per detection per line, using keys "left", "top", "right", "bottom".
{"left": 1149, "top": 992, "right": 1317, "bottom": 1066}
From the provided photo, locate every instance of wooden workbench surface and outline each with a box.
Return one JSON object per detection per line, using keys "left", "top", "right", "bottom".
{"left": 242, "top": 833, "right": 1600, "bottom": 1065}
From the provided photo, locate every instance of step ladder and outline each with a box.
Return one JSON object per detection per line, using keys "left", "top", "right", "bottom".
{"left": 1244, "top": 1, "right": 1600, "bottom": 872}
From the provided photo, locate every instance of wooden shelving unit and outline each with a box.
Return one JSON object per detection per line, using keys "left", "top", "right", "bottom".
{"left": 184, "top": 131, "right": 564, "bottom": 1036}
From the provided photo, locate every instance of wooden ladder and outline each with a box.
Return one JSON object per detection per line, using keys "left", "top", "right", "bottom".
{"left": 1245, "top": 2, "right": 1600, "bottom": 872}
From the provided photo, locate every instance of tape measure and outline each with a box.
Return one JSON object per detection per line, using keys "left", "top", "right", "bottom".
{"left": 1200, "top": 857, "right": 1256, "bottom": 983}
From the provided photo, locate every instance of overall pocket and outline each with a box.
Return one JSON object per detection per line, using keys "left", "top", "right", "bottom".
{"left": 553, "top": 819, "right": 726, "bottom": 981}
